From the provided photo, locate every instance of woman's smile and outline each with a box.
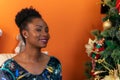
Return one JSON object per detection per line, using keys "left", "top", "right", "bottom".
{"left": 39, "top": 38, "right": 49, "bottom": 44}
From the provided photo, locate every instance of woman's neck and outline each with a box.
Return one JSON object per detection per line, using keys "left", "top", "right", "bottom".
{"left": 21, "top": 44, "right": 43, "bottom": 63}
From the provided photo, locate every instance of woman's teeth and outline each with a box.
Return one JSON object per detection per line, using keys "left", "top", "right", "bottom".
{"left": 40, "top": 39, "right": 48, "bottom": 43}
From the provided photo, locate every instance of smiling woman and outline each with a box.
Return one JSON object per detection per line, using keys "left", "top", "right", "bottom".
{"left": 0, "top": 7, "right": 62, "bottom": 80}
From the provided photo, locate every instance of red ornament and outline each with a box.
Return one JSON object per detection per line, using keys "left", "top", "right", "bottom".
{"left": 98, "top": 46, "right": 105, "bottom": 52}
{"left": 116, "top": 0, "right": 120, "bottom": 13}
{"left": 93, "top": 46, "right": 105, "bottom": 52}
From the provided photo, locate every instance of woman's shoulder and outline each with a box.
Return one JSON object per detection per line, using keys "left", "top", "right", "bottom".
{"left": 48, "top": 56, "right": 62, "bottom": 78}
{"left": 48, "top": 56, "right": 61, "bottom": 68}
{"left": 50, "top": 56, "right": 61, "bottom": 64}
{"left": 1, "top": 58, "right": 15, "bottom": 69}
{"left": 42, "top": 53, "right": 61, "bottom": 66}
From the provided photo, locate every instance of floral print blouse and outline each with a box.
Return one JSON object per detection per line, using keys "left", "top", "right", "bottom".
{"left": 0, "top": 56, "right": 62, "bottom": 80}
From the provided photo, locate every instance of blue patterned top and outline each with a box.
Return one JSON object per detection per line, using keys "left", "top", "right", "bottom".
{"left": 0, "top": 56, "right": 62, "bottom": 80}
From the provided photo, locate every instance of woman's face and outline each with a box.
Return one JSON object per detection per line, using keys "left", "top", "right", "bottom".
{"left": 24, "top": 18, "right": 50, "bottom": 48}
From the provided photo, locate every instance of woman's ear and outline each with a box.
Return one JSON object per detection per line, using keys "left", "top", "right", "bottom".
{"left": 22, "top": 30, "right": 29, "bottom": 38}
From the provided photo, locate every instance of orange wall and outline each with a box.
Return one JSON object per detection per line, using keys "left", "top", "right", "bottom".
{"left": 0, "top": 0, "right": 103, "bottom": 80}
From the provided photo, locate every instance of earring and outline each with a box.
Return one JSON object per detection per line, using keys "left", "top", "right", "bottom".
{"left": 24, "top": 36, "right": 27, "bottom": 38}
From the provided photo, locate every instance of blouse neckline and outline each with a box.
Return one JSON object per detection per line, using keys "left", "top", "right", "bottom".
{"left": 11, "top": 56, "right": 52, "bottom": 76}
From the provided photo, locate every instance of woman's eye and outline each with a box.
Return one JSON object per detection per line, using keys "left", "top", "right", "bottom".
{"left": 45, "top": 28, "right": 49, "bottom": 33}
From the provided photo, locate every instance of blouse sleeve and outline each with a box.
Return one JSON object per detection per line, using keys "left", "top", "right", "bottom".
{"left": 0, "top": 59, "right": 16, "bottom": 80}
{"left": 0, "top": 69, "right": 13, "bottom": 80}
{"left": 55, "top": 63, "right": 62, "bottom": 80}
{"left": 51, "top": 57, "right": 62, "bottom": 80}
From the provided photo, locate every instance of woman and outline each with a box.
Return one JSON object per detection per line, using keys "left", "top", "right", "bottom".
{"left": 0, "top": 7, "right": 62, "bottom": 80}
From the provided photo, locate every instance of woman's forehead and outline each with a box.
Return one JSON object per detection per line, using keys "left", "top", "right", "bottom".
{"left": 31, "top": 18, "right": 47, "bottom": 26}
{"left": 31, "top": 18, "right": 42, "bottom": 23}
{"left": 27, "top": 18, "right": 48, "bottom": 28}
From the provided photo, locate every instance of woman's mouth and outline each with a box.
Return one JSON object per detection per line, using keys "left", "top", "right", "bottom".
{"left": 39, "top": 39, "right": 48, "bottom": 44}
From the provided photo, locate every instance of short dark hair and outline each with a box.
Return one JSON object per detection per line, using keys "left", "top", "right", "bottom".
{"left": 15, "top": 7, "right": 42, "bottom": 43}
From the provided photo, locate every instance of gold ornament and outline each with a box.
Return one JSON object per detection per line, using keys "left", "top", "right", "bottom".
{"left": 103, "top": 19, "right": 112, "bottom": 30}
{"left": 119, "top": 27, "right": 120, "bottom": 30}
{"left": 117, "top": 64, "right": 120, "bottom": 74}
{"left": 109, "top": 70, "right": 114, "bottom": 75}
{"left": 103, "top": 70, "right": 120, "bottom": 80}
{"left": 94, "top": 75, "right": 100, "bottom": 80}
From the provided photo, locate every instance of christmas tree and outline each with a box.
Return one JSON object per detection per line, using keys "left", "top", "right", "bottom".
{"left": 85, "top": 0, "right": 120, "bottom": 80}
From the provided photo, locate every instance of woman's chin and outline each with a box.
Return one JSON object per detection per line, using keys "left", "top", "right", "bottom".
{"left": 40, "top": 44, "right": 47, "bottom": 48}
{"left": 35, "top": 42, "right": 48, "bottom": 48}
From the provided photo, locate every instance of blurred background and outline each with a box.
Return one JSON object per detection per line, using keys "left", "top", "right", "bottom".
{"left": 0, "top": 0, "right": 104, "bottom": 80}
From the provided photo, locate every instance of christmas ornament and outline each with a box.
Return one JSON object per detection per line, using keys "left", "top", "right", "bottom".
{"left": 103, "top": 19, "right": 112, "bottom": 30}
{"left": 86, "top": 38, "right": 106, "bottom": 77}
{"left": 118, "top": 64, "right": 120, "bottom": 72}
{"left": 94, "top": 75, "right": 100, "bottom": 80}
{"left": 102, "top": 70, "right": 120, "bottom": 80}
{"left": 92, "top": 38, "right": 105, "bottom": 53}
{"left": 85, "top": 38, "right": 97, "bottom": 56}
{"left": 116, "top": 0, "right": 120, "bottom": 14}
